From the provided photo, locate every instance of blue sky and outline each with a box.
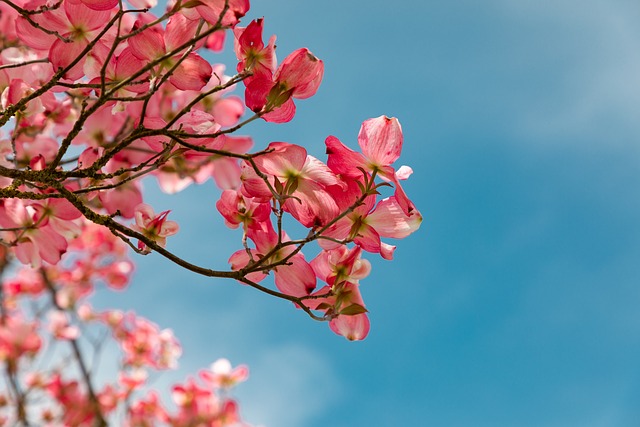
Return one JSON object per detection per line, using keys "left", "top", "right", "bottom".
{"left": 95, "top": 1, "right": 640, "bottom": 426}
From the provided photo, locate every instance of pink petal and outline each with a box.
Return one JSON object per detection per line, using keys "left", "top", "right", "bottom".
{"left": 205, "top": 30, "right": 226, "bottom": 52}
{"left": 330, "top": 313, "right": 370, "bottom": 341}
{"left": 325, "top": 135, "right": 367, "bottom": 178}
{"left": 253, "top": 142, "right": 307, "bottom": 176}
{"left": 128, "top": 17, "right": 165, "bottom": 61}
{"left": 164, "top": 13, "right": 197, "bottom": 52}
{"left": 98, "top": 183, "right": 142, "bottom": 218}
{"left": 318, "top": 217, "right": 352, "bottom": 250}
{"left": 216, "top": 190, "right": 242, "bottom": 228}
{"left": 367, "top": 197, "right": 422, "bottom": 239}
{"left": 396, "top": 165, "right": 413, "bottom": 180}
{"left": 301, "top": 156, "right": 342, "bottom": 188}
{"left": 380, "top": 242, "right": 396, "bottom": 260}
{"left": 159, "top": 220, "right": 179, "bottom": 237}
{"left": 115, "top": 48, "right": 151, "bottom": 93}
{"left": 234, "top": 18, "right": 265, "bottom": 56}
{"left": 127, "top": 0, "right": 157, "bottom": 7}
{"left": 262, "top": 97, "right": 296, "bottom": 123}
{"left": 44, "top": 3, "right": 72, "bottom": 29}
{"left": 48, "top": 199, "right": 82, "bottom": 220}
{"left": 244, "top": 75, "right": 272, "bottom": 112}
{"left": 169, "top": 53, "right": 213, "bottom": 91}
{"left": 212, "top": 96, "right": 245, "bottom": 127}
{"left": 218, "top": 134, "right": 254, "bottom": 154}
{"left": 274, "top": 255, "right": 316, "bottom": 296}
{"left": 353, "top": 223, "right": 382, "bottom": 254}
{"left": 246, "top": 222, "right": 278, "bottom": 254}
{"left": 310, "top": 250, "right": 333, "bottom": 283}
{"left": 275, "top": 48, "right": 324, "bottom": 99}
{"left": 211, "top": 158, "right": 242, "bottom": 190}
{"left": 358, "top": 116, "right": 403, "bottom": 167}
{"left": 84, "top": 41, "right": 115, "bottom": 80}
{"left": 228, "top": 249, "right": 267, "bottom": 283}
{"left": 195, "top": 0, "right": 249, "bottom": 26}
{"left": 14, "top": 240, "right": 41, "bottom": 268}
{"left": 66, "top": 1, "right": 112, "bottom": 28}
{"left": 49, "top": 38, "right": 88, "bottom": 80}
{"left": 325, "top": 180, "right": 372, "bottom": 212}
{"left": 283, "top": 179, "right": 340, "bottom": 228}
{"left": 79, "top": 0, "right": 118, "bottom": 11}
{"left": 33, "top": 226, "right": 68, "bottom": 265}
{"left": 391, "top": 175, "right": 417, "bottom": 217}
{"left": 379, "top": 167, "right": 418, "bottom": 216}
{"left": 15, "top": 17, "right": 56, "bottom": 50}
{"left": 240, "top": 163, "right": 273, "bottom": 201}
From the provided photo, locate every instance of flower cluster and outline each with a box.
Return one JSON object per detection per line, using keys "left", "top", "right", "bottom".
{"left": 0, "top": 222, "right": 249, "bottom": 426}
{"left": 224, "top": 115, "right": 421, "bottom": 339}
{"left": 0, "top": 0, "right": 423, "bottom": 423}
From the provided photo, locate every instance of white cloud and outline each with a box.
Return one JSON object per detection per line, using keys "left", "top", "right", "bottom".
{"left": 238, "top": 343, "right": 341, "bottom": 427}
{"left": 496, "top": 0, "right": 640, "bottom": 141}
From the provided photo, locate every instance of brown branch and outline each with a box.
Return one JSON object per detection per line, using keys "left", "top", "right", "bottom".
{"left": 41, "top": 270, "right": 107, "bottom": 427}
{"left": 0, "top": 58, "right": 48, "bottom": 71}
{"left": 4, "top": 365, "right": 31, "bottom": 426}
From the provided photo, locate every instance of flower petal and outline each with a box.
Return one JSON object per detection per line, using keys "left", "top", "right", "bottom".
{"left": 358, "top": 116, "right": 403, "bottom": 167}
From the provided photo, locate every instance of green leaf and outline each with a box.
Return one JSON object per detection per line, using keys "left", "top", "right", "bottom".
{"left": 315, "top": 303, "right": 332, "bottom": 311}
{"left": 340, "top": 303, "right": 368, "bottom": 316}
{"left": 375, "top": 182, "right": 393, "bottom": 189}
{"left": 181, "top": 0, "right": 205, "bottom": 9}
{"left": 273, "top": 178, "right": 283, "bottom": 194}
{"left": 335, "top": 289, "right": 353, "bottom": 307}
{"left": 286, "top": 178, "right": 299, "bottom": 195}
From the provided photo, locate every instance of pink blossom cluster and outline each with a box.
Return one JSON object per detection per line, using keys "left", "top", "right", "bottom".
{"left": 0, "top": 0, "right": 423, "bottom": 423}
{"left": 222, "top": 115, "right": 421, "bottom": 339}
{"left": 0, "top": 224, "right": 249, "bottom": 426}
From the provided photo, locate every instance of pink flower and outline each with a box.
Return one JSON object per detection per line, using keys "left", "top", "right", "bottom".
{"left": 127, "top": 13, "right": 212, "bottom": 90}
{"left": 3, "top": 267, "right": 45, "bottom": 298}
{"left": 234, "top": 18, "right": 276, "bottom": 82}
{"left": 330, "top": 312, "right": 370, "bottom": 341}
{"left": 311, "top": 246, "right": 371, "bottom": 287}
{"left": 119, "top": 368, "right": 148, "bottom": 392}
{"left": 326, "top": 116, "right": 417, "bottom": 216}
{"left": 131, "top": 204, "right": 179, "bottom": 253}
{"left": 1, "top": 79, "right": 44, "bottom": 117}
{"left": 155, "top": 134, "right": 253, "bottom": 193}
{"left": 127, "top": 390, "right": 169, "bottom": 425}
{"left": 194, "top": 0, "right": 250, "bottom": 27}
{"left": 308, "top": 281, "right": 370, "bottom": 341}
{"left": 216, "top": 189, "right": 270, "bottom": 230}
{"left": 229, "top": 222, "right": 317, "bottom": 297}
{"left": 98, "top": 181, "right": 143, "bottom": 219}
{"left": 245, "top": 48, "right": 324, "bottom": 123}
{"left": 84, "top": 42, "right": 150, "bottom": 97}
{"left": 199, "top": 358, "right": 249, "bottom": 389}
{"left": 0, "top": 315, "right": 42, "bottom": 361}
{"left": 171, "top": 378, "right": 222, "bottom": 425}
{"left": 320, "top": 195, "right": 422, "bottom": 260}
{"left": 0, "top": 198, "right": 70, "bottom": 268}
{"left": 248, "top": 141, "right": 341, "bottom": 227}
{"left": 15, "top": 1, "right": 113, "bottom": 80}
{"left": 174, "top": 65, "right": 245, "bottom": 127}
{"left": 48, "top": 310, "right": 80, "bottom": 340}
{"left": 45, "top": 373, "right": 98, "bottom": 425}
{"left": 107, "top": 311, "right": 182, "bottom": 369}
